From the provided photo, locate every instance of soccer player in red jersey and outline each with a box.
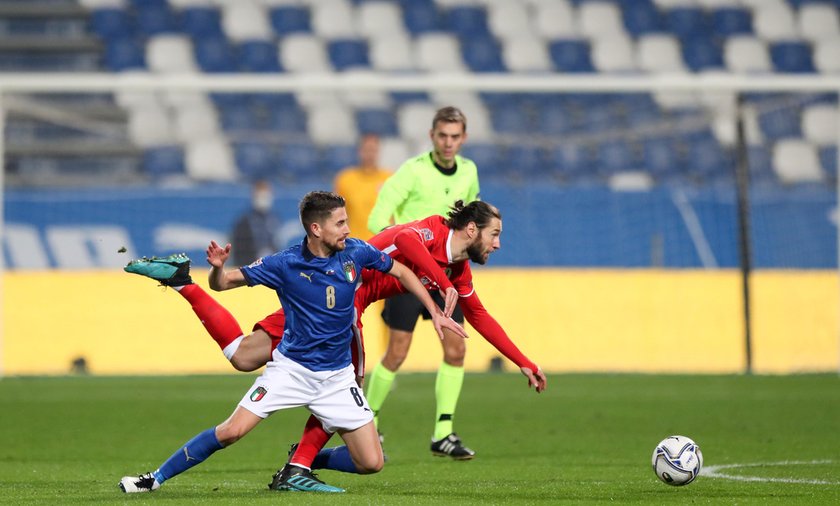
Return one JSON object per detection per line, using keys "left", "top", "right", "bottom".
{"left": 125, "top": 200, "right": 546, "bottom": 491}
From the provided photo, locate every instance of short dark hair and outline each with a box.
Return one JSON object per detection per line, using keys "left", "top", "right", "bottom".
{"left": 445, "top": 200, "right": 501, "bottom": 230}
{"left": 299, "top": 191, "right": 345, "bottom": 232}
{"left": 432, "top": 106, "right": 467, "bottom": 133}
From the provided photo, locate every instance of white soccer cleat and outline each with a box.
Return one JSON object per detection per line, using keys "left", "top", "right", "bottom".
{"left": 119, "top": 472, "right": 161, "bottom": 493}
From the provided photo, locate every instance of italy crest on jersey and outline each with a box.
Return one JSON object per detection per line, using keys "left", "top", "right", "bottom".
{"left": 343, "top": 260, "right": 357, "bottom": 283}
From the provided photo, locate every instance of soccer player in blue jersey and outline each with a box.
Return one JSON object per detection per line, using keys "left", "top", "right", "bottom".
{"left": 119, "top": 191, "right": 467, "bottom": 494}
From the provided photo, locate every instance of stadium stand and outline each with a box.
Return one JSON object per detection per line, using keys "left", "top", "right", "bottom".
{"left": 1, "top": 0, "right": 839, "bottom": 190}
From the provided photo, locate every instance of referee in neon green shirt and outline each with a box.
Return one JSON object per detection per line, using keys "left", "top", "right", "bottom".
{"left": 365, "top": 106, "right": 481, "bottom": 460}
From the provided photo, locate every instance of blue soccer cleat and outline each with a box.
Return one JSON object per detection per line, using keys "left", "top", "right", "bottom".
{"left": 124, "top": 253, "right": 193, "bottom": 287}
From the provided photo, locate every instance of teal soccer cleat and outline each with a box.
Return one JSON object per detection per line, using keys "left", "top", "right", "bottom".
{"left": 124, "top": 253, "right": 193, "bottom": 287}
{"left": 269, "top": 464, "right": 345, "bottom": 493}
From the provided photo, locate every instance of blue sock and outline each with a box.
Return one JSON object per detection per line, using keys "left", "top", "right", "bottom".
{"left": 154, "top": 427, "right": 224, "bottom": 484}
{"left": 311, "top": 446, "right": 359, "bottom": 474}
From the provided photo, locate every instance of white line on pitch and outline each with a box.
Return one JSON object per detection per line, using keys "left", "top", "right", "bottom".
{"left": 702, "top": 460, "right": 839, "bottom": 485}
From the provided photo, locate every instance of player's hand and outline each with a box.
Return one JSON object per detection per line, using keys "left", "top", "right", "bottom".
{"left": 431, "top": 312, "right": 468, "bottom": 341}
{"left": 206, "top": 240, "right": 232, "bottom": 268}
{"left": 521, "top": 366, "right": 547, "bottom": 393}
{"left": 439, "top": 287, "right": 459, "bottom": 318}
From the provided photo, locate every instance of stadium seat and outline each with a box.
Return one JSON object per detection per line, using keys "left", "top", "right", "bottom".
{"left": 622, "top": 0, "right": 664, "bottom": 35}
{"left": 194, "top": 37, "right": 237, "bottom": 73}
{"left": 548, "top": 39, "right": 594, "bottom": 72}
{"left": 536, "top": 102, "right": 575, "bottom": 135}
{"left": 801, "top": 104, "right": 839, "bottom": 145}
{"left": 128, "top": 105, "right": 173, "bottom": 147}
{"left": 233, "top": 141, "right": 276, "bottom": 180}
{"left": 772, "top": 139, "right": 823, "bottom": 184}
{"left": 369, "top": 33, "right": 415, "bottom": 71}
{"left": 180, "top": 7, "right": 223, "bottom": 38}
{"left": 327, "top": 39, "right": 370, "bottom": 71}
{"left": 307, "top": 105, "right": 358, "bottom": 144}
{"left": 681, "top": 35, "right": 724, "bottom": 71}
{"left": 397, "top": 102, "right": 437, "bottom": 144}
{"left": 579, "top": 1, "right": 626, "bottom": 40}
{"left": 591, "top": 36, "right": 636, "bottom": 72}
{"left": 596, "top": 139, "right": 636, "bottom": 174}
{"left": 711, "top": 7, "right": 752, "bottom": 36}
{"left": 280, "top": 34, "right": 331, "bottom": 72}
{"left": 143, "top": 146, "right": 186, "bottom": 179}
{"left": 446, "top": 6, "right": 491, "bottom": 38}
{"left": 91, "top": 8, "right": 132, "bottom": 40}
{"left": 269, "top": 6, "right": 311, "bottom": 36}
{"left": 103, "top": 37, "right": 146, "bottom": 71}
{"left": 506, "top": 145, "right": 547, "bottom": 177}
{"left": 401, "top": 0, "right": 442, "bottom": 35}
{"left": 218, "top": 101, "right": 256, "bottom": 132}
{"left": 502, "top": 35, "right": 552, "bottom": 72}
{"left": 819, "top": 146, "right": 837, "bottom": 178}
{"left": 311, "top": 0, "right": 358, "bottom": 38}
{"left": 355, "top": 109, "right": 398, "bottom": 136}
{"left": 814, "top": 38, "right": 840, "bottom": 73}
{"left": 186, "top": 137, "right": 237, "bottom": 181}
{"left": 357, "top": 1, "right": 406, "bottom": 40}
{"left": 239, "top": 40, "right": 282, "bottom": 72}
{"left": 322, "top": 144, "right": 357, "bottom": 173}
{"left": 665, "top": 7, "right": 709, "bottom": 40}
{"left": 770, "top": 42, "right": 816, "bottom": 73}
{"left": 174, "top": 102, "right": 220, "bottom": 143}
{"left": 338, "top": 71, "right": 391, "bottom": 108}
{"left": 460, "top": 34, "right": 505, "bottom": 72}
{"left": 533, "top": 0, "right": 576, "bottom": 39}
{"left": 146, "top": 35, "right": 198, "bottom": 73}
{"left": 279, "top": 142, "right": 323, "bottom": 181}
{"left": 746, "top": 145, "right": 775, "bottom": 185}
{"left": 460, "top": 143, "right": 506, "bottom": 179}
{"left": 637, "top": 34, "right": 686, "bottom": 72}
{"left": 687, "top": 137, "right": 734, "bottom": 180}
{"left": 642, "top": 137, "right": 682, "bottom": 179}
{"left": 221, "top": 1, "right": 272, "bottom": 42}
{"left": 487, "top": 2, "right": 531, "bottom": 41}
{"left": 752, "top": 3, "right": 797, "bottom": 42}
{"left": 546, "top": 142, "right": 596, "bottom": 181}
{"left": 724, "top": 36, "right": 771, "bottom": 73}
{"left": 799, "top": 3, "right": 840, "bottom": 43}
{"left": 136, "top": 3, "right": 177, "bottom": 36}
{"left": 491, "top": 101, "right": 532, "bottom": 134}
{"left": 415, "top": 33, "right": 466, "bottom": 72}
{"left": 265, "top": 101, "right": 308, "bottom": 133}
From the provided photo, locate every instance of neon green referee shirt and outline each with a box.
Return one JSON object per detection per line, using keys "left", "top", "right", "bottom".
{"left": 367, "top": 152, "right": 480, "bottom": 233}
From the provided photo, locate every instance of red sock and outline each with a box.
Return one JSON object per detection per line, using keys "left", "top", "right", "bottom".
{"left": 178, "top": 284, "right": 243, "bottom": 351}
{"left": 290, "top": 415, "right": 333, "bottom": 468}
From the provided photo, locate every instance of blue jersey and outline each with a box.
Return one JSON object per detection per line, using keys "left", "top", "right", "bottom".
{"left": 240, "top": 237, "right": 393, "bottom": 371}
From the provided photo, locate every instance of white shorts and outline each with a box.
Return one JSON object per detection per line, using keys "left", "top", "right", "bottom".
{"left": 238, "top": 349, "right": 374, "bottom": 433}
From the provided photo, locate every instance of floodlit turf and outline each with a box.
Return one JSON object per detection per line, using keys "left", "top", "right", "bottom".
{"left": 1, "top": 373, "right": 838, "bottom": 504}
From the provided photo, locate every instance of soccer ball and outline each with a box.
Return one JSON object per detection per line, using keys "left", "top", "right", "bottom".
{"left": 651, "top": 435, "right": 703, "bottom": 486}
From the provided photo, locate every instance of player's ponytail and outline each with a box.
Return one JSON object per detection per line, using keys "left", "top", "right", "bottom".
{"left": 446, "top": 200, "right": 501, "bottom": 230}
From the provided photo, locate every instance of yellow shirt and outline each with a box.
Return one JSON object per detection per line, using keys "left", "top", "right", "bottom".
{"left": 334, "top": 166, "right": 392, "bottom": 240}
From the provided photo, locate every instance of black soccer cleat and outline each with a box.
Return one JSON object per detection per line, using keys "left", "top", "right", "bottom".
{"left": 431, "top": 433, "right": 475, "bottom": 460}
{"left": 268, "top": 464, "right": 345, "bottom": 493}
{"left": 124, "top": 253, "right": 193, "bottom": 287}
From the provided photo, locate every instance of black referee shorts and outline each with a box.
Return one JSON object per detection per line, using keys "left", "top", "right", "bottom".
{"left": 381, "top": 291, "right": 465, "bottom": 332}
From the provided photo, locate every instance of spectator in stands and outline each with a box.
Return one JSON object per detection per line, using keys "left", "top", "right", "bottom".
{"left": 365, "top": 106, "right": 482, "bottom": 460}
{"left": 333, "top": 134, "right": 392, "bottom": 241}
{"left": 230, "top": 180, "right": 281, "bottom": 266}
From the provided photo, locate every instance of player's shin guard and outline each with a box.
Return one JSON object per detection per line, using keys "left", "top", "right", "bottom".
{"left": 434, "top": 362, "right": 464, "bottom": 440}
{"left": 154, "top": 427, "right": 224, "bottom": 484}
{"left": 365, "top": 362, "right": 396, "bottom": 428}
{"left": 290, "top": 415, "right": 333, "bottom": 468}
{"left": 177, "top": 284, "right": 244, "bottom": 356}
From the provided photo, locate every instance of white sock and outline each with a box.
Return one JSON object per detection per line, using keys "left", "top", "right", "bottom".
{"left": 222, "top": 335, "right": 245, "bottom": 360}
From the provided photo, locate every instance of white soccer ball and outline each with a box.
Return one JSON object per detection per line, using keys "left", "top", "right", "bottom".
{"left": 651, "top": 435, "right": 703, "bottom": 486}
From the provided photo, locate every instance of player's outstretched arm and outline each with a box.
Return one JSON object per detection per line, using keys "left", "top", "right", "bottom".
{"left": 207, "top": 240, "right": 247, "bottom": 291}
{"left": 388, "top": 260, "right": 468, "bottom": 341}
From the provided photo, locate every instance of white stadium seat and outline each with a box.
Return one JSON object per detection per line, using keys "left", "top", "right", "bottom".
{"left": 533, "top": 0, "right": 577, "bottom": 39}
{"left": 578, "top": 1, "right": 625, "bottom": 41}
{"left": 398, "top": 102, "right": 439, "bottom": 144}
{"left": 311, "top": 0, "right": 357, "bottom": 38}
{"left": 357, "top": 1, "right": 406, "bottom": 40}
{"left": 370, "top": 33, "right": 415, "bottom": 71}
{"left": 772, "top": 139, "right": 823, "bottom": 184}
{"left": 186, "top": 137, "right": 237, "bottom": 181}
{"left": 307, "top": 104, "right": 358, "bottom": 144}
{"left": 221, "top": 1, "right": 273, "bottom": 42}
{"left": 502, "top": 34, "right": 552, "bottom": 72}
{"left": 724, "top": 36, "right": 772, "bottom": 73}
{"left": 799, "top": 4, "right": 840, "bottom": 43}
{"left": 487, "top": 1, "right": 532, "bottom": 41}
{"left": 174, "top": 102, "right": 220, "bottom": 144}
{"left": 637, "top": 34, "right": 685, "bottom": 72}
{"left": 128, "top": 105, "right": 173, "bottom": 148}
{"left": 814, "top": 38, "right": 840, "bottom": 73}
{"left": 379, "top": 137, "right": 412, "bottom": 171}
{"left": 279, "top": 34, "right": 331, "bottom": 73}
{"left": 591, "top": 35, "right": 636, "bottom": 72}
{"left": 753, "top": 3, "right": 798, "bottom": 42}
{"left": 801, "top": 105, "right": 839, "bottom": 146}
{"left": 146, "top": 35, "right": 198, "bottom": 74}
{"left": 415, "top": 34, "right": 467, "bottom": 73}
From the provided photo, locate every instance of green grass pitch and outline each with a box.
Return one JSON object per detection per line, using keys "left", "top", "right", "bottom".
{"left": 1, "top": 373, "right": 838, "bottom": 504}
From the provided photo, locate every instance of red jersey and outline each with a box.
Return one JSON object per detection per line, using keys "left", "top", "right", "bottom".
{"left": 256, "top": 215, "right": 538, "bottom": 373}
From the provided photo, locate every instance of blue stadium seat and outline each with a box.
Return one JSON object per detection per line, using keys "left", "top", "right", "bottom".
{"left": 642, "top": 138, "right": 681, "bottom": 179}
{"left": 328, "top": 39, "right": 370, "bottom": 71}
{"left": 461, "top": 35, "right": 505, "bottom": 72}
{"left": 819, "top": 146, "right": 837, "bottom": 178}
{"left": 711, "top": 8, "right": 752, "bottom": 36}
{"left": 143, "top": 146, "right": 185, "bottom": 179}
{"left": 91, "top": 8, "right": 133, "bottom": 40}
{"left": 758, "top": 107, "right": 802, "bottom": 140}
{"left": 249, "top": 93, "right": 298, "bottom": 110}
{"left": 506, "top": 145, "right": 547, "bottom": 177}
{"left": 681, "top": 35, "right": 724, "bottom": 71}
{"left": 687, "top": 138, "right": 733, "bottom": 180}
{"left": 194, "top": 37, "right": 237, "bottom": 73}
{"left": 322, "top": 144, "right": 357, "bottom": 173}
{"left": 390, "top": 91, "right": 430, "bottom": 104}
{"left": 491, "top": 101, "right": 533, "bottom": 133}
{"left": 266, "top": 103, "right": 308, "bottom": 133}
{"left": 180, "top": 7, "right": 223, "bottom": 38}
{"left": 269, "top": 6, "right": 311, "bottom": 35}
{"left": 747, "top": 145, "right": 774, "bottom": 185}
{"left": 234, "top": 142, "right": 277, "bottom": 180}
{"left": 210, "top": 92, "right": 249, "bottom": 110}
{"left": 355, "top": 109, "right": 398, "bottom": 136}
{"left": 103, "top": 38, "right": 146, "bottom": 71}
{"left": 219, "top": 103, "right": 256, "bottom": 132}
{"left": 402, "top": 0, "right": 441, "bottom": 34}
{"left": 622, "top": 0, "right": 663, "bottom": 35}
{"left": 596, "top": 140, "right": 637, "bottom": 174}
{"left": 666, "top": 7, "right": 708, "bottom": 40}
{"left": 460, "top": 143, "right": 506, "bottom": 180}
{"left": 548, "top": 40, "right": 594, "bottom": 72}
{"left": 546, "top": 143, "right": 596, "bottom": 181}
{"left": 279, "top": 142, "right": 322, "bottom": 181}
{"left": 239, "top": 40, "right": 282, "bottom": 73}
{"left": 446, "top": 6, "right": 490, "bottom": 38}
{"left": 135, "top": 4, "right": 177, "bottom": 36}
{"left": 770, "top": 42, "right": 816, "bottom": 73}
{"left": 536, "top": 102, "right": 575, "bottom": 135}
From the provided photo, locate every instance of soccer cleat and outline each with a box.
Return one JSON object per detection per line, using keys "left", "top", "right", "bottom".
{"left": 268, "top": 464, "right": 345, "bottom": 493}
{"left": 430, "top": 433, "right": 475, "bottom": 460}
{"left": 124, "top": 253, "right": 192, "bottom": 287}
{"left": 119, "top": 472, "right": 160, "bottom": 493}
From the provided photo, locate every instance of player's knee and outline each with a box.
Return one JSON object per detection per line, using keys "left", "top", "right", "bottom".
{"left": 443, "top": 342, "right": 466, "bottom": 363}
{"left": 215, "top": 423, "right": 246, "bottom": 446}
{"left": 354, "top": 455, "right": 384, "bottom": 474}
